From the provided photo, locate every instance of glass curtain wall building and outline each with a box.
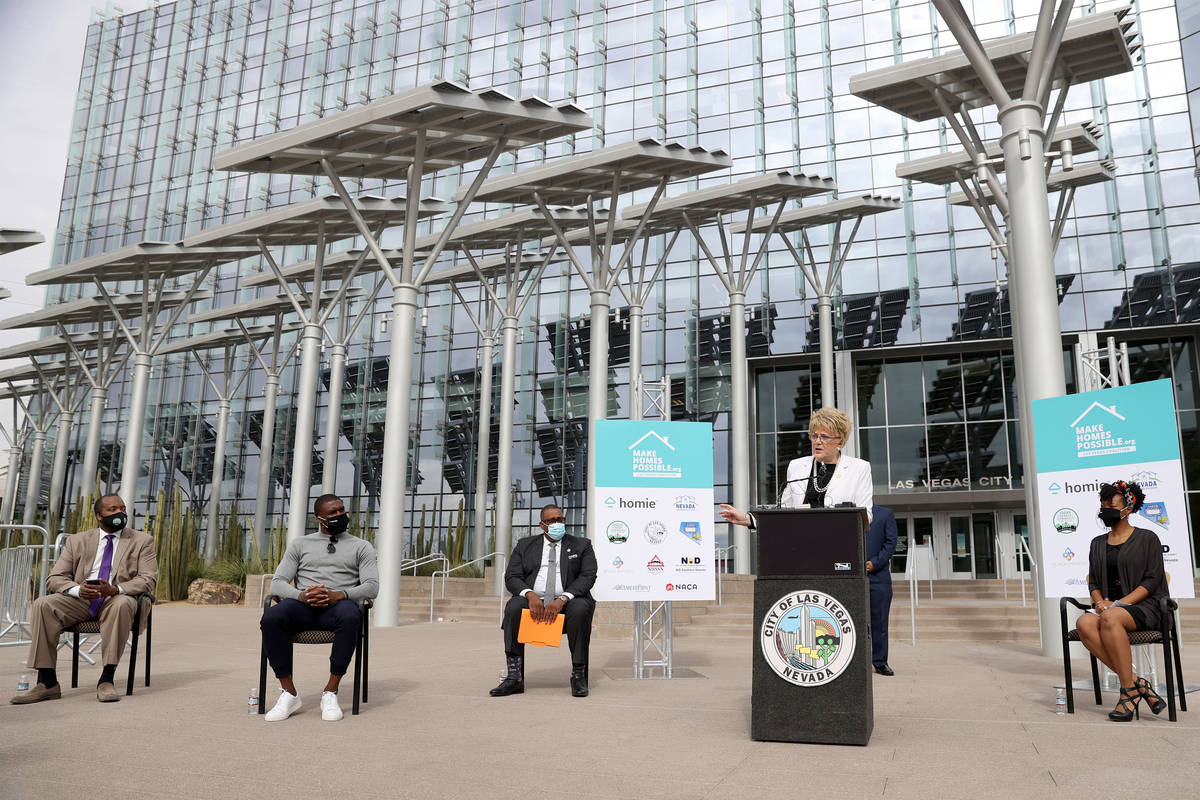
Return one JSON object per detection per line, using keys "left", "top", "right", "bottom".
{"left": 21, "top": 0, "right": 1200, "bottom": 578}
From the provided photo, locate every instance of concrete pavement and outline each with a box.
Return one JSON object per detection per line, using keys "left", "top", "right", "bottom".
{"left": 1, "top": 603, "right": 1197, "bottom": 799}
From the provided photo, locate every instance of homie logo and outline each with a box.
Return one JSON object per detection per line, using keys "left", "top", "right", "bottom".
{"left": 666, "top": 583, "right": 698, "bottom": 591}
{"left": 618, "top": 497, "right": 656, "bottom": 509}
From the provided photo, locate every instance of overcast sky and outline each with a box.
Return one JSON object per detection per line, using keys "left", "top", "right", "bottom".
{"left": 0, "top": 1, "right": 152, "bottom": 353}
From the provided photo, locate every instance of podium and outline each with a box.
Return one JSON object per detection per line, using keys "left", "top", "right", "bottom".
{"left": 751, "top": 507, "right": 873, "bottom": 745}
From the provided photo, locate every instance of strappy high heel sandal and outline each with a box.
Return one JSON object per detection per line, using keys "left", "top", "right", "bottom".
{"left": 1136, "top": 676, "right": 1166, "bottom": 715}
{"left": 1108, "top": 686, "right": 1142, "bottom": 722}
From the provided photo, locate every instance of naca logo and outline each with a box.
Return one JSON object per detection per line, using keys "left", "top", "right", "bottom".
{"left": 759, "top": 589, "right": 856, "bottom": 687}
{"left": 666, "top": 583, "right": 698, "bottom": 591}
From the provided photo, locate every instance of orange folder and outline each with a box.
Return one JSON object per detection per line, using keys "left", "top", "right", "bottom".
{"left": 517, "top": 608, "right": 565, "bottom": 647}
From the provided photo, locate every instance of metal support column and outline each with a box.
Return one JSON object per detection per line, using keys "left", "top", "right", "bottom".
{"left": 46, "top": 414, "right": 74, "bottom": 526}
{"left": 321, "top": 342, "right": 347, "bottom": 495}
{"left": 585, "top": 288, "right": 611, "bottom": 543}
{"left": 79, "top": 385, "right": 106, "bottom": 496}
{"left": 254, "top": 374, "right": 281, "bottom": 552}
{"left": 472, "top": 334, "right": 495, "bottom": 562}
{"left": 285, "top": 322, "right": 324, "bottom": 543}
{"left": 728, "top": 290, "right": 751, "bottom": 573}
{"left": 118, "top": 351, "right": 152, "bottom": 498}
{"left": 493, "top": 314, "right": 519, "bottom": 597}
{"left": 22, "top": 429, "right": 48, "bottom": 526}
{"left": 204, "top": 398, "right": 233, "bottom": 563}
{"left": 816, "top": 293, "right": 836, "bottom": 408}
{"left": 998, "top": 100, "right": 1069, "bottom": 655}
{"left": 375, "top": 283, "right": 420, "bottom": 627}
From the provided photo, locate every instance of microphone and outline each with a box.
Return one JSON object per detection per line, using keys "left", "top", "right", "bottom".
{"left": 773, "top": 476, "right": 810, "bottom": 508}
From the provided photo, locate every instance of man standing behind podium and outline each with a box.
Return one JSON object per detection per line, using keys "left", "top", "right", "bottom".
{"left": 866, "top": 504, "right": 898, "bottom": 676}
{"left": 490, "top": 503, "right": 597, "bottom": 698}
{"left": 719, "top": 407, "right": 873, "bottom": 527}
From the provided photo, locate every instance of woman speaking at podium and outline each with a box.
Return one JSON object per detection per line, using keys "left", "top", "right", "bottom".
{"left": 719, "top": 407, "right": 874, "bottom": 527}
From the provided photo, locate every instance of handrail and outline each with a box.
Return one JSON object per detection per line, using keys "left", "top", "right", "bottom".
{"left": 1018, "top": 534, "right": 1039, "bottom": 608}
{"left": 908, "top": 563, "right": 917, "bottom": 646}
{"left": 715, "top": 545, "right": 737, "bottom": 605}
{"left": 400, "top": 552, "right": 449, "bottom": 576}
{"left": 429, "top": 551, "right": 505, "bottom": 622}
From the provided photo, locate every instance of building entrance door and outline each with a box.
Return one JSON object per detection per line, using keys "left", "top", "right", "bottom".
{"left": 894, "top": 514, "right": 935, "bottom": 579}
{"left": 901, "top": 511, "right": 1000, "bottom": 579}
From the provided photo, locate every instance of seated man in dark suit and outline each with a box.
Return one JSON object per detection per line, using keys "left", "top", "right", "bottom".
{"left": 490, "top": 503, "right": 597, "bottom": 698}
{"left": 10, "top": 493, "right": 157, "bottom": 704}
{"left": 866, "top": 504, "right": 899, "bottom": 676}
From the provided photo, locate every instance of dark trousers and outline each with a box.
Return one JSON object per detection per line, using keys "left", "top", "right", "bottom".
{"left": 869, "top": 573, "right": 893, "bottom": 667}
{"left": 502, "top": 594, "right": 594, "bottom": 667}
{"left": 260, "top": 598, "right": 361, "bottom": 678}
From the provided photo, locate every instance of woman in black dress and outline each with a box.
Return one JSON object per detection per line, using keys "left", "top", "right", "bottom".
{"left": 1075, "top": 480, "right": 1170, "bottom": 721}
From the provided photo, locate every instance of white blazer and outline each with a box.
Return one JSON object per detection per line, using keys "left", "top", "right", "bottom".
{"left": 779, "top": 454, "right": 874, "bottom": 524}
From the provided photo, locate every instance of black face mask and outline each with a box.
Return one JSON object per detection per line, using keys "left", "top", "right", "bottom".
{"left": 323, "top": 513, "right": 350, "bottom": 535}
{"left": 1098, "top": 507, "right": 1124, "bottom": 528}
{"left": 100, "top": 512, "right": 127, "bottom": 531}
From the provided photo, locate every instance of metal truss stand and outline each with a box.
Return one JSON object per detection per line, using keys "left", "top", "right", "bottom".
{"left": 623, "top": 376, "right": 701, "bottom": 680}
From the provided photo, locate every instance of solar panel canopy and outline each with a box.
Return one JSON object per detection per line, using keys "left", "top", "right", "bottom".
{"left": 214, "top": 82, "right": 592, "bottom": 179}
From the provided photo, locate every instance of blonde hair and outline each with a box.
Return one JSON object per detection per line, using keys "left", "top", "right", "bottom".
{"left": 809, "top": 407, "right": 851, "bottom": 442}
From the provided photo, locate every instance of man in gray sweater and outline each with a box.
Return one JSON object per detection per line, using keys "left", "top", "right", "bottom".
{"left": 260, "top": 493, "right": 378, "bottom": 722}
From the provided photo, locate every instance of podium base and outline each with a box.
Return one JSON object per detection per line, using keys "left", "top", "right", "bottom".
{"left": 751, "top": 577, "right": 874, "bottom": 746}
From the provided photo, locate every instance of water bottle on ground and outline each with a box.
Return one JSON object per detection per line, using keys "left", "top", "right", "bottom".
{"left": 17, "top": 673, "right": 30, "bottom": 694}
{"left": 247, "top": 687, "right": 259, "bottom": 714}
{"left": 1055, "top": 687, "right": 1066, "bottom": 715}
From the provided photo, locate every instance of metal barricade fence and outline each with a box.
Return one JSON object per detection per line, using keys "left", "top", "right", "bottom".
{"left": 0, "top": 525, "right": 54, "bottom": 648}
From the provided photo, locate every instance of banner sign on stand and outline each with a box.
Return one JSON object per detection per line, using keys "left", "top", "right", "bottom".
{"left": 1032, "top": 379, "right": 1194, "bottom": 598}
{"left": 593, "top": 420, "right": 715, "bottom": 601}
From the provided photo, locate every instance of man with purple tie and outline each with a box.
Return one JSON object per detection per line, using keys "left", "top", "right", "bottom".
{"left": 10, "top": 494, "right": 157, "bottom": 704}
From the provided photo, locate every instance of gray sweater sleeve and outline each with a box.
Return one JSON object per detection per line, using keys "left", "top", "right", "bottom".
{"left": 270, "top": 542, "right": 302, "bottom": 600}
{"left": 345, "top": 541, "right": 379, "bottom": 601}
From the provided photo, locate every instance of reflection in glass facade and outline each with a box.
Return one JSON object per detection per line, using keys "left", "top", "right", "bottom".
{"left": 19, "top": 0, "right": 1200, "bottom": 563}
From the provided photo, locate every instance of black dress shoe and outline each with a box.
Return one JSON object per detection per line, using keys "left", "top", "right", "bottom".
{"left": 873, "top": 664, "right": 894, "bottom": 676}
{"left": 570, "top": 674, "right": 589, "bottom": 697}
{"left": 489, "top": 677, "right": 524, "bottom": 697}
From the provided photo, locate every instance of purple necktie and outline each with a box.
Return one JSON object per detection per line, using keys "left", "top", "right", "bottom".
{"left": 88, "top": 534, "right": 115, "bottom": 617}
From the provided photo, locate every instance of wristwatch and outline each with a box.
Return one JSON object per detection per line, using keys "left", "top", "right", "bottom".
{"left": 558, "top": 594, "right": 570, "bottom": 603}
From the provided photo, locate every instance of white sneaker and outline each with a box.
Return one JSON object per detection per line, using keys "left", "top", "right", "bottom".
{"left": 320, "top": 690, "right": 343, "bottom": 721}
{"left": 264, "top": 689, "right": 302, "bottom": 722}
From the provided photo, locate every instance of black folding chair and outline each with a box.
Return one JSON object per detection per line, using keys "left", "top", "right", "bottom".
{"left": 66, "top": 593, "right": 154, "bottom": 696}
{"left": 257, "top": 594, "right": 372, "bottom": 715}
{"left": 1060, "top": 595, "right": 1186, "bottom": 721}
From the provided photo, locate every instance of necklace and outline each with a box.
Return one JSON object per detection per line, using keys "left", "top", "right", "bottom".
{"left": 812, "top": 461, "right": 834, "bottom": 493}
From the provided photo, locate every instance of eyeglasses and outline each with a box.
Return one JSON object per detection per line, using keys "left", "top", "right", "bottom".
{"left": 327, "top": 535, "right": 339, "bottom": 554}
{"left": 810, "top": 434, "right": 840, "bottom": 443}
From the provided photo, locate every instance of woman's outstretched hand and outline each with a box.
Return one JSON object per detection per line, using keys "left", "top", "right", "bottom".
{"left": 718, "top": 504, "right": 752, "bottom": 527}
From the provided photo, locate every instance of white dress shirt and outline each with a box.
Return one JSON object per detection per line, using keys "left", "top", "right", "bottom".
{"left": 66, "top": 529, "right": 126, "bottom": 598}
{"left": 524, "top": 537, "right": 575, "bottom": 602}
